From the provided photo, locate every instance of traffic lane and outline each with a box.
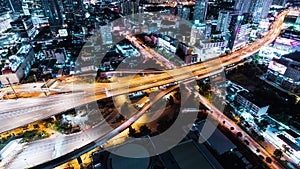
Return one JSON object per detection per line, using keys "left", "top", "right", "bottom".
{"left": 0, "top": 93, "right": 106, "bottom": 133}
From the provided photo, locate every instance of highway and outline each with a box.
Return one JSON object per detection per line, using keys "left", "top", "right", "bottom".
{"left": 0, "top": 7, "right": 290, "bottom": 135}
{"left": 5, "top": 86, "right": 179, "bottom": 168}
{"left": 0, "top": 8, "right": 295, "bottom": 168}
{"left": 130, "top": 29, "right": 286, "bottom": 169}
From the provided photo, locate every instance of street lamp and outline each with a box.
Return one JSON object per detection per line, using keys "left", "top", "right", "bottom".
{"left": 42, "top": 78, "right": 49, "bottom": 96}
{"left": 6, "top": 77, "right": 18, "bottom": 99}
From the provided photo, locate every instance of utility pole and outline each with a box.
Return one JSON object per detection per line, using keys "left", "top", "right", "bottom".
{"left": 6, "top": 77, "right": 18, "bottom": 99}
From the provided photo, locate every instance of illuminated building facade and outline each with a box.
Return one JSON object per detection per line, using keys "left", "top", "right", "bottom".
{"left": 266, "top": 55, "right": 300, "bottom": 93}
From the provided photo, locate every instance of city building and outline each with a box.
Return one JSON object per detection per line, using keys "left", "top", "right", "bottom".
{"left": 41, "top": 0, "right": 64, "bottom": 26}
{"left": 116, "top": 44, "right": 140, "bottom": 58}
{"left": 217, "top": 10, "right": 248, "bottom": 51}
{"left": 92, "top": 138, "right": 224, "bottom": 169}
{"left": 230, "top": 13, "right": 252, "bottom": 51}
{"left": 177, "top": 42, "right": 199, "bottom": 64}
{"left": 190, "top": 23, "right": 211, "bottom": 45}
{"left": 272, "top": 0, "right": 287, "bottom": 6}
{"left": 43, "top": 48, "right": 67, "bottom": 63}
{"left": 197, "top": 38, "right": 226, "bottom": 60}
{"left": 177, "top": 5, "right": 191, "bottom": 20}
{"left": 266, "top": 54, "right": 300, "bottom": 93}
{"left": 10, "top": 16, "right": 39, "bottom": 40}
{"left": 62, "top": 0, "right": 84, "bottom": 25}
{"left": 281, "top": 27, "right": 300, "bottom": 41}
{"left": 0, "top": 0, "right": 10, "bottom": 13}
{"left": 6, "top": 0, "right": 23, "bottom": 13}
{"left": 18, "top": 0, "right": 50, "bottom": 28}
{"left": 0, "top": 11, "right": 12, "bottom": 33}
{"left": 236, "top": 91, "right": 270, "bottom": 117}
{"left": 195, "top": 120, "right": 237, "bottom": 155}
{"left": 0, "top": 45, "right": 35, "bottom": 85}
{"left": 216, "top": 10, "right": 239, "bottom": 34}
{"left": 100, "top": 25, "right": 113, "bottom": 45}
{"left": 120, "top": 0, "right": 139, "bottom": 16}
{"left": 156, "top": 36, "right": 177, "bottom": 54}
{"left": 234, "top": 0, "right": 251, "bottom": 15}
{"left": 273, "top": 37, "right": 300, "bottom": 54}
{"left": 193, "top": 0, "right": 208, "bottom": 23}
{"left": 250, "top": 0, "right": 273, "bottom": 23}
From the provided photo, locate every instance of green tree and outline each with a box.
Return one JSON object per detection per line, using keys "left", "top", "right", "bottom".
{"left": 128, "top": 126, "right": 137, "bottom": 138}
{"left": 266, "top": 157, "right": 272, "bottom": 163}
{"left": 139, "top": 125, "right": 151, "bottom": 137}
{"left": 273, "top": 149, "right": 283, "bottom": 159}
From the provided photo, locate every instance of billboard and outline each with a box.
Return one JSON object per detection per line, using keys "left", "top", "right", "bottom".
{"left": 268, "top": 60, "right": 287, "bottom": 74}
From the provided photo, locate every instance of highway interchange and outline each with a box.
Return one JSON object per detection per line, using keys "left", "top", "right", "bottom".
{"left": 0, "top": 8, "right": 297, "bottom": 169}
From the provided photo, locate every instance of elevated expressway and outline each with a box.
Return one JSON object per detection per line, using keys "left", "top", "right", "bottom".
{"left": 0, "top": 9, "right": 294, "bottom": 168}
{"left": 0, "top": 9, "right": 290, "bottom": 134}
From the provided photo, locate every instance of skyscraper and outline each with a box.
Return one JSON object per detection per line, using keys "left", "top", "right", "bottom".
{"left": 217, "top": 10, "right": 246, "bottom": 51}
{"left": 62, "top": 0, "right": 84, "bottom": 24}
{"left": 0, "top": 0, "right": 9, "bottom": 12}
{"left": 41, "top": 0, "right": 64, "bottom": 26}
{"left": 234, "top": 0, "right": 251, "bottom": 15}
{"left": 217, "top": 10, "right": 238, "bottom": 33}
{"left": 250, "top": 0, "right": 273, "bottom": 23}
{"left": 6, "top": 0, "right": 23, "bottom": 13}
{"left": 178, "top": 6, "right": 191, "bottom": 20}
{"left": 193, "top": 0, "right": 208, "bottom": 23}
{"left": 272, "top": 0, "right": 287, "bottom": 6}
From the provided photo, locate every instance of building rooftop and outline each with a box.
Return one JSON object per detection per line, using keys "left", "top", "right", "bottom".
{"left": 238, "top": 90, "right": 269, "bottom": 108}
{"left": 283, "top": 51, "right": 300, "bottom": 63}
{"left": 276, "top": 37, "right": 300, "bottom": 47}
{"left": 277, "top": 134, "right": 300, "bottom": 151}
{"left": 285, "top": 129, "right": 300, "bottom": 138}
{"left": 195, "top": 120, "right": 237, "bottom": 155}
{"left": 169, "top": 140, "right": 216, "bottom": 169}
{"left": 1, "top": 45, "right": 32, "bottom": 73}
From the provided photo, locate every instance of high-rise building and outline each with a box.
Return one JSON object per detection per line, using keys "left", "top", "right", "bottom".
{"left": 41, "top": 0, "right": 64, "bottom": 26}
{"left": 272, "top": 0, "right": 287, "bottom": 6}
{"left": 234, "top": 0, "right": 251, "bottom": 15}
{"left": 0, "top": 11, "right": 12, "bottom": 33}
{"left": 250, "top": 0, "right": 273, "bottom": 23}
{"left": 0, "top": 0, "right": 10, "bottom": 12}
{"left": 182, "top": 7, "right": 191, "bottom": 20}
{"left": 177, "top": 5, "right": 191, "bottom": 20}
{"left": 231, "top": 13, "right": 252, "bottom": 51}
{"left": 62, "top": 0, "right": 84, "bottom": 25}
{"left": 217, "top": 10, "right": 239, "bottom": 33}
{"left": 120, "top": 0, "right": 139, "bottom": 16}
{"left": 217, "top": 10, "right": 247, "bottom": 51}
{"left": 286, "top": 0, "right": 300, "bottom": 7}
{"left": 10, "top": 16, "right": 39, "bottom": 40}
{"left": 190, "top": 23, "right": 211, "bottom": 45}
{"left": 0, "top": 45, "right": 35, "bottom": 85}
{"left": 193, "top": 0, "right": 208, "bottom": 23}
{"left": 6, "top": 0, "right": 23, "bottom": 13}
{"left": 20, "top": 0, "right": 50, "bottom": 28}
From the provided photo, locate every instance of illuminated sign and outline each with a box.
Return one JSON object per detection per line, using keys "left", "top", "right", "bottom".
{"left": 268, "top": 60, "right": 287, "bottom": 74}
